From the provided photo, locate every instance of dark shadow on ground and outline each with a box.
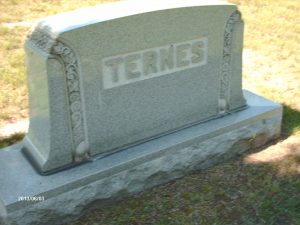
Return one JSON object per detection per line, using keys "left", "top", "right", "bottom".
{"left": 0, "top": 132, "right": 25, "bottom": 148}
{"left": 67, "top": 141, "right": 300, "bottom": 225}
{"left": 281, "top": 104, "right": 300, "bottom": 137}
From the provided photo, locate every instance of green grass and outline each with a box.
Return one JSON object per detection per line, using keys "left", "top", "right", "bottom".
{"left": 282, "top": 105, "right": 300, "bottom": 136}
{"left": 0, "top": 132, "right": 25, "bottom": 148}
{"left": 0, "top": 0, "right": 117, "bottom": 125}
{"left": 0, "top": 0, "right": 118, "bottom": 23}
{"left": 0, "top": 25, "right": 28, "bottom": 124}
{"left": 68, "top": 151, "right": 300, "bottom": 225}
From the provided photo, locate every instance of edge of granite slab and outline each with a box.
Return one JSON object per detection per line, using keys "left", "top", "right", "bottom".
{"left": 0, "top": 90, "right": 282, "bottom": 225}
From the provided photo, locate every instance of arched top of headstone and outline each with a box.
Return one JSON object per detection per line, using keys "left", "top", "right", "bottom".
{"left": 31, "top": 0, "right": 235, "bottom": 36}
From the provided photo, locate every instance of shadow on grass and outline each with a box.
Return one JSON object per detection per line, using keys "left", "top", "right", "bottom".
{"left": 69, "top": 143, "right": 300, "bottom": 225}
{"left": 282, "top": 104, "right": 300, "bottom": 137}
{"left": 0, "top": 132, "right": 25, "bottom": 149}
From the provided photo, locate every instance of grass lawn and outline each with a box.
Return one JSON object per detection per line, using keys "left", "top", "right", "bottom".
{"left": 0, "top": 0, "right": 300, "bottom": 224}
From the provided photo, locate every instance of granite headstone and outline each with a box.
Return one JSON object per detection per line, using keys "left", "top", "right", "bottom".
{"left": 24, "top": 0, "right": 246, "bottom": 173}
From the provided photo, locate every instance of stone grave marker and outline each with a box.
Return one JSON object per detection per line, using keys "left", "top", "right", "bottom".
{"left": 23, "top": 0, "right": 246, "bottom": 174}
{"left": 0, "top": 1, "right": 282, "bottom": 224}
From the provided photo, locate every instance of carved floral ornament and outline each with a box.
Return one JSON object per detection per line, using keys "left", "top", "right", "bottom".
{"left": 27, "top": 28, "right": 89, "bottom": 162}
{"left": 219, "top": 10, "right": 242, "bottom": 114}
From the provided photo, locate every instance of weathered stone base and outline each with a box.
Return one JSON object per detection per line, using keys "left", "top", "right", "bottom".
{"left": 0, "top": 90, "right": 282, "bottom": 225}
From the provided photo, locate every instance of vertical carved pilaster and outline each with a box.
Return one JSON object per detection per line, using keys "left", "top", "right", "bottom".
{"left": 219, "top": 10, "right": 242, "bottom": 114}
{"left": 27, "top": 29, "right": 89, "bottom": 162}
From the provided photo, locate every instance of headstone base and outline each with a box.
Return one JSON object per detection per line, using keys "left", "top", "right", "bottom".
{"left": 0, "top": 90, "right": 282, "bottom": 225}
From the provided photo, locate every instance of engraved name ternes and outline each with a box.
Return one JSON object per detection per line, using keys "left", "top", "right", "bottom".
{"left": 102, "top": 38, "right": 208, "bottom": 89}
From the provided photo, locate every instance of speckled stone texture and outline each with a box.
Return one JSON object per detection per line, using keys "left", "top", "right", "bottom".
{"left": 0, "top": 91, "right": 282, "bottom": 225}
{"left": 23, "top": 0, "right": 246, "bottom": 173}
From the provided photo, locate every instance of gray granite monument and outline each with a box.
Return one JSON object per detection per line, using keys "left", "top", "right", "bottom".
{"left": 23, "top": 0, "right": 247, "bottom": 174}
{"left": 0, "top": 0, "right": 282, "bottom": 224}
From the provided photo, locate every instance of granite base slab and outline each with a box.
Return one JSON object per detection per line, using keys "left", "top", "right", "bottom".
{"left": 0, "top": 90, "right": 282, "bottom": 225}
